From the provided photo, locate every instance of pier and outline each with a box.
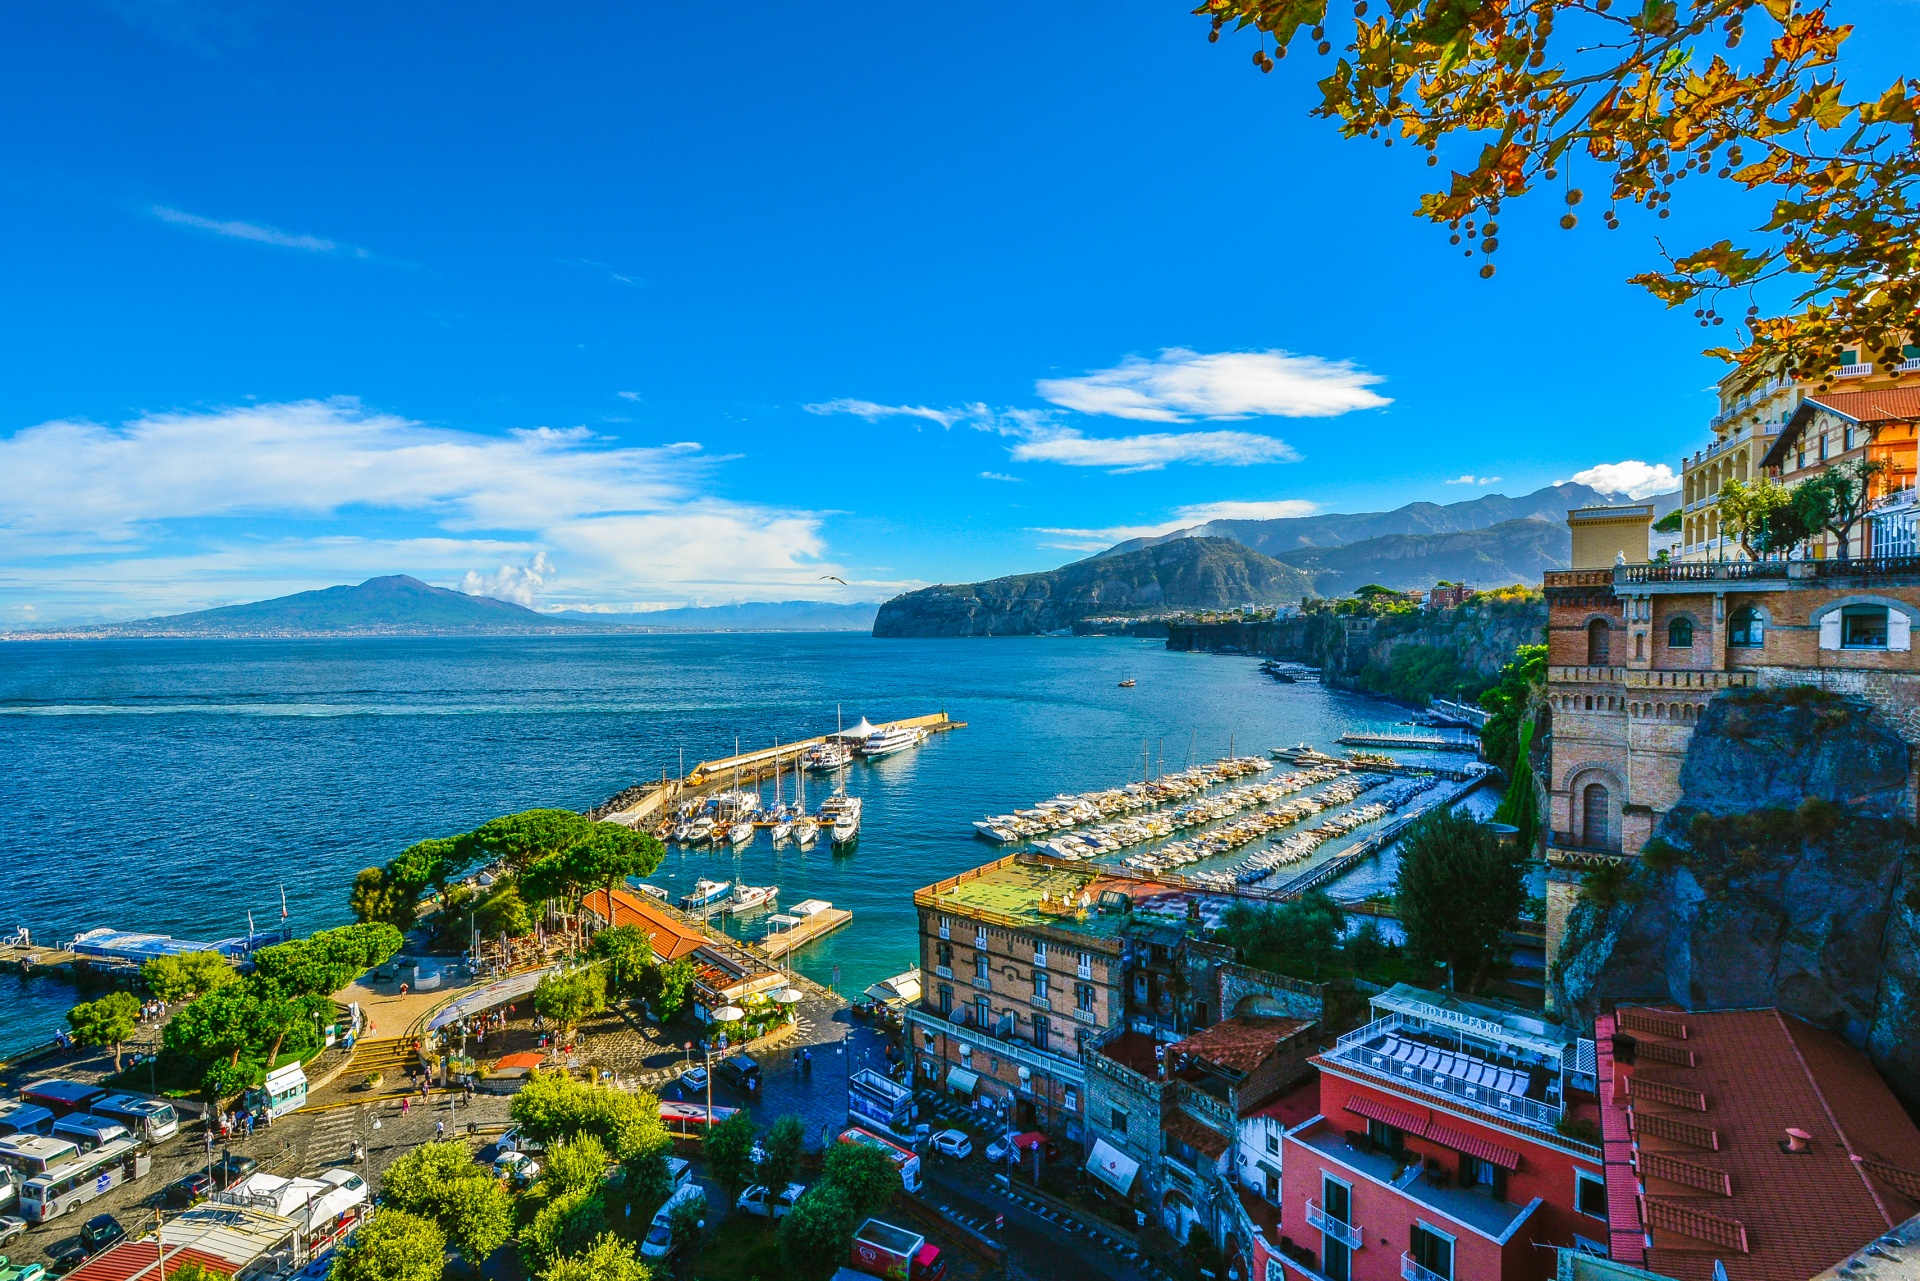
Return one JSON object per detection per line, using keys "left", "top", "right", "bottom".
{"left": 759, "top": 906, "right": 853, "bottom": 960}
{"left": 1337, "top": 730, "right": 1478, "bottom": 751}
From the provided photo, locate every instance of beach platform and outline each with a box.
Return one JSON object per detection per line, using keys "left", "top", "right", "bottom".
{"left": 760, "top": 907, "right": 852, "bottom": 960}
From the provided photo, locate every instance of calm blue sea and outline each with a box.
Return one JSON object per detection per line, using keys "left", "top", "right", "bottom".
{"left": 0, "top": 633, "right": 1447, "bottom": 1058}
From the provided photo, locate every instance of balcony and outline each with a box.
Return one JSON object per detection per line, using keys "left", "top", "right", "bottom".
{"left": 973, "top": 975, "right": 993, "bottom": 991}
{"left": 1902, "top": 358, "right": 1920, "bottom": 372}
{"left": 1548, "top": 665, "right": 1626, "bottom": 684}
{"left": 1838, "top": 362, "right": 1875, "bottom": 378}
{"left": 1327, "top": 1014, "right": 1566, "bottom": 1132}
{"left": 1298, "top": 1126, "right": 1541, "bottom": 1242}
{"left": 1077, "top": 963, "right": 1094, "bottom": 980}
{"left": 1030, "top": 995, "right": 1052, "bottom": 1012}
{"left": 1402, "top": 1255, "right": 1451, "bottom": 1281}
{"left": 1072, "top": 1006, "right": 1097, "bottom": 1025}
{"left": 1033, "top": 951, "right": 1049, "bottom": 970}
{"left": 933, "top": 966, "right": 953, "bottom": 980}
{"left": 1618, "top": 554, "right": 1920, "bottom": 586}
{"left": 1304, "top": 1200, "right": 1363, "bottom": 1249}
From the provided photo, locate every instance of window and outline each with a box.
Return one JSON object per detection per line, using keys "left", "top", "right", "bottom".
{"left": 1075, "top": 983, "right": 1095, "bottom": 1013}
{"left": 938, "top": 916, "right": 950, "bottom": 940}
{"left": 1729, "top": 606, "right": 1765, "bottom": 648}
{"left": 976, "top": 927, "right": 988, "bottom": 949}
{"left": 975, "top": 996, "right": 991, "bottom": 1028}
{"left": 1667, "top": 616, "right": 1694, "bottom": 648}
{"left": 1033, "top": 941, "right": 1047, "bottom": 968}
{"left": 1575, "top": 1169, "right": 1608, "bottom": 1219}
{"left": 1265, "top": 1129, "right": 1280, "bottom": 1156}
{"left": 1586, "top": 618, "right": 1611, "bottom": 665}
{"left": 1367, "top": 1119, "right": 1405, "bottom": 1153}
{"left": 974, "top": 953, "right": 989, "bottom": 982}
{"left": 936, "top": 941, "right": 952, "bottom": 970}
{"left": 1582, "top": 783, "right": 1611, "bottom": 850}
{"left": 1408, "top": 1224, "right": 1455, "bottom": 1281}
{"left": 1078, "top": 951, "right": 1094, "bottom": 978}
{"left": 1033, "top": 971, "right": 1049, "bottom": 1001}
{"left": 1459, "top": 1153, "right": 1507, "bottom": 1201}
{"left": 1844, "top": 604, "right": 1891, "bottom": 648}
{"left": 1034, "top": 1016, "right": 1050, "bottom": 1051}
{"left": 1110, "top": 1106, "right": 1128, "bottom": 1135}
{"left": 937, "top": 985, "right": 952, "bottom": 1016}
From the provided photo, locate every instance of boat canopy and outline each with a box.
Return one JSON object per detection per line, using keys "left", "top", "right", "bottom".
{"left": 830, "top": 718, "right": 880, "bottom": 740}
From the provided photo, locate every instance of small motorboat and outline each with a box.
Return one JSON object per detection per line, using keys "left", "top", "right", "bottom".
{"left": 679, "top": 878, "right": 733, "bottom": 911}
{"left": 725, "top": 885, "right": 778, "bottom": 915}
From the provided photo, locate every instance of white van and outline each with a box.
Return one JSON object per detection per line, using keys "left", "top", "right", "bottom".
{"left": 640, "top": 1183, "right": 706, "bottom": 1260}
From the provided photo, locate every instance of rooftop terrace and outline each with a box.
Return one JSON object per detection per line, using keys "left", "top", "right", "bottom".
{"left": 1294, "top": 1121, "right": 1544, "bottom": 1242}
{"left": 915, "top": 855, "right": 1229, "bottom": 943}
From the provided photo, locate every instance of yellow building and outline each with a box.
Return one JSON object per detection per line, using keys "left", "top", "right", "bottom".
{"left": 1679, "top": 346, "right": 1920, "bottom": 560}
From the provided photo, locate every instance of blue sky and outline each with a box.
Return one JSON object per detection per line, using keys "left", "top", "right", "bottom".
{"left": 4, "top": 0, "right": 1917, "bottom": 624}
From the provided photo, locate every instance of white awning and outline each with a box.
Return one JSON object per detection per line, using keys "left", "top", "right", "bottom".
{"left": 946, "top": 1067, "right": 980, "bottom": 1095}
{"left": 831, "top": 718, "right": 880, "bottom": 740}
{"left": 1086, "top": 1138, "right": 1139, "bottom": 1195}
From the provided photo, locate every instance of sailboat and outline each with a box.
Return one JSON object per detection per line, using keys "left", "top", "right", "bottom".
{"left": 770, "top": 744, "right": 794, "bottom": 841}
{"left": 1118, "top": 671, "right": 1136, "bottom": 688}
{"left": 791, "top": 758, "right": 818, "bottom": 846}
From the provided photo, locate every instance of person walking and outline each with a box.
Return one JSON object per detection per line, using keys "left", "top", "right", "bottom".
{"left": 436, "top": 1120, "right": 445, "bottom": 1140}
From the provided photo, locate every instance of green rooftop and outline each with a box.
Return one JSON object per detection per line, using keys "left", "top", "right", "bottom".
{"left": 917, "top": 855, "right": 1213, "bottom": 944}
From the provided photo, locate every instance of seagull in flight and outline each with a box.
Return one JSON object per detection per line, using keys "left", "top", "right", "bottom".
{"left": 821, "top": 575, "right": 848, "bottom": 585}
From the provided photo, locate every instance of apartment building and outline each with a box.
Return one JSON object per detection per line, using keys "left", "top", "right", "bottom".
{"left": 1274, "top": 985, "right": 1605, "bottom": 1281}
{"left": 1594, "top": 1005, "right": 1920, "bottom": 1280}
{"left": 1679, "top": 349, "right": 1920, "bottom": 561}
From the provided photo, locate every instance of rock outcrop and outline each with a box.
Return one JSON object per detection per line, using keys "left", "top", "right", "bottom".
{"left": 872, "top": 538, "right": 1315, "bottom": 638}
{"left": 1551, "top": 687, "right": 1920, "bottom": 1106}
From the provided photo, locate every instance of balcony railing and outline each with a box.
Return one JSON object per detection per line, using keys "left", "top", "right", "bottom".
{"left": 1030, "top": 995, "right": 1052, "bottom": 1012}
{"left": 1402, "top": 1254, "right": 1451, "bottom": 1281}
{"left": 934, "top": 966, "right": 953, "bottom": 980}
{"left": 1305, "top": 1200, "right": 1363, "bottom": 1249}
{"left": 1072, "top": 1006, "right": 1097, "bottom": 1024}
{"left": 1329, "top": 1015, "right": 1565, "bottom": 1129}
{"left": 1619, "top": 554, "right": 1920, "bottom": 584}
{"left": 1838, "top": 362, "right": 1875, "bottom": 377}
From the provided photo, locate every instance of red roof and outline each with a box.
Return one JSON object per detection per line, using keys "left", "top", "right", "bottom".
{"left": 68, "top": 1241, "right": 237, "bottom": 1281}
{"left": 582, "top": 887, "right": 706, "bottom": 961}
{"left": 1600, "top": 1006, "right": 1920, "bottom": 1281}
{"left": 1421, "top": 1117, "right": 1521, "bottom": 1171}
{"left": 1169, "top": 1016, "right": 1313, "bottom": 1075}
{"left": 1164, "top": 1109, "right": 1233, "bottom": 1160}
{"left": 1763, "top": 387, "right": 1920, "bottom": 468}
{"left": 492, "top": 1051, "right": 545, "bottom": 1071}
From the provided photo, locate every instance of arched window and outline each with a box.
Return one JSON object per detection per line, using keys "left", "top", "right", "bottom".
{"left": 1667, "top": 617, "right": 1694, "bottom": 649}
{"left": 1729, "top": 607, "right": 1765, "bottom": 648}
{"left": 1587, "top": 618, "right": 1611, "bottom": 665}
{"left": 1582, "top": 783, "right": 1612, "bottom": 850}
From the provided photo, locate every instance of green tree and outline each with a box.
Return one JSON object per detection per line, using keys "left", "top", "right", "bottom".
{"left": 377, "top": 1141, "right": 514, "bottom": 1264}
{"left": 349, "top": 866, "right": 415, "bottom": 931}
{"left": 1492, "top": 718, "right": 1541, "bottom": 856}
{"left": 523, "top": 1185, "right": 605, "bottom": 1273}
{"left": 1717, "top": 477, "right": 1794, "bottom": 559}
{"left": 588, "top": 926, "right": 657, "bottom": 997}
{"left": 509, "top": 1071, "right": 673, "bottom": 1192}
{"left": 1790, "top": 457, "right": 1891, "bottom": 560}
{"left": 703, "top": 1111, "right": 759, "bottom": 1199}
{"left": 255, "top": 924, "right": 404, "bottom": 998}
{"left": 199, "top": 1059, "right": 252, "bottom": 1104}
{"left": 778, "top": 1183, "right": 858, "bottom": 1281}
{"left": 67, "top": 992, "right": 140, "bottom": 1072}
{"left": 1394, "top": 808, "right": 1527, "bottom": 993}
{"left": 573, "top": 824, "right": 667, "bottom": 921}
{"left": 470, "top": 809, "right": 597, "bottom": 872}
{"left": 1651, "top": 508, "right": 1683, "bottom": 535}
{"left": 758, "top": 1114, "right": 806, "bottom": 1197}
{"left": 639, "top": 957, "right": 698, "bottom": 1023}
{"left": 381, "top": 1141, "right": 485, "bottom": 1211}
{"left": 666, "top": 1192, "right": 708, "bottom": 1252}
{"left": 441, "top": 1178, "right": 515, "bottom": 1267}
{"left": 333, "top": 1209, "right": 446, "bottom": 1281}
{"left": 165, "top": 983, "right": 259, "bottom": 1066}
{"left": 542, "top": 1133, "right": 612, "bottom": 1196}
{"left": 539, "top": 1234, "right": 653, "bottom": 1281}
{"left": 534, "top": 967, "right": 608, "bottom": 1037}
{"left": 1219, "top": 892, "right": 1346, "bottom": 978}
{"left": 476, "top": 881, "right": 535, "bottom": 940}
{"left": 141, "top": 951, "right": 234, "bottom": 1003}
{"left": 1478, "top": 644, "right": 1545, "bottom": 780}
{"left": 821, "top": 1141, "right": 899, "bottom": 1219}
{"left": 162, "top": 1264, "right": 230, "bottom": 1281}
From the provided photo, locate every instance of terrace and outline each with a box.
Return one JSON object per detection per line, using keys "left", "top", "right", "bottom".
{"left": 1293, "top": 1120, "right": 1544, "bottom": 1242}
{"left": 1327, "top": 1014, "right": 1563, "bottom": 1130}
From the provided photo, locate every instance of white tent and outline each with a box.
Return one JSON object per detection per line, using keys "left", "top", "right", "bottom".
{"left": 830, "top": 718, "right": 880, "bottom": 740}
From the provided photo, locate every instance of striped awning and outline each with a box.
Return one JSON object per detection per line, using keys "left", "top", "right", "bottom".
{"left": 1343, "top": 1094, "right": 1429, "bottom": 1135}
{"left": 1422, "top": 1118, "right": 1522, "bottom": 1171}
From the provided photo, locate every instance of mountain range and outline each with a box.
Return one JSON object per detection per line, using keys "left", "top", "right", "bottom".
{"left": 871, "top": 482, "right": 1680, "bottom": 636}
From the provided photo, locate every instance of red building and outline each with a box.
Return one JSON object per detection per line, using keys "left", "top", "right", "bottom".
{"left": 1596, "top": 1006, "right": 1920, "bottom": 1280}
{"left": 1275, "top": 985, "right": 1607, "bottom": 1281}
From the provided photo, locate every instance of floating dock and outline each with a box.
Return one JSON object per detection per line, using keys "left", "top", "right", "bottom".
{"left": 759, "top": 907, "right": 852, "bottom": 960}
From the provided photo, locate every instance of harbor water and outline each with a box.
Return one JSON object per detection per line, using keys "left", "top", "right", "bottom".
{"left": 0, "top": 633, "right": 1473, "bottom": 1058}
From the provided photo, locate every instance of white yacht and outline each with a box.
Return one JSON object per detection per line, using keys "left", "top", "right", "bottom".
{"left": 770, "top": 816, "right": 793, "bottom": 842}
{"left": 821, "top": 794, "right": 863, "bottom": 847}
{"left": 858, "top": 725, "right": 925, "bottom": 759}
{"left": 725, "top": 885, "right": 778, "bottom": 915}
{"left": 728, "top": 817, "right": 756, "bottom": 847}
{"left": 679, "top": 879, "right": 733, "bottom": 911}
{"left": 803, "top": 741, "right": 853, "bottom": 771}
{"left": 790, "top": 816, "right": 819, "bottom": 847}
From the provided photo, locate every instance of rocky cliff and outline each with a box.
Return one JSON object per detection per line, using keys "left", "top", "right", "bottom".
{"left": 1551, "top": 687, "right": 1920, "bottom": 1106}
{"left": 872, "top": 538, "right": 1315, "bottom": 637}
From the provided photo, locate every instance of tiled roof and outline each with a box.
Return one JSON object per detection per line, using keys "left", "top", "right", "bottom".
{"left": 582, "top": 887, "right": 706, "bottom": 961}
{"left": 1164, "top": 1108, "right": 1233, "bottom": 1160}
{"left": 1170, "top": 1016, "right": 1313, "bottom": 1075}
{"left": 493, "top": 1051, "right": 545, "bottom": 1071}
{"left": 1763, "top": 388, "right": 1920, "bottom": 468}
{"left": 68, "top": 1241, "right": 237, "bottom": 1281}
{"left": 1600, "top": 1006, "right": 1920, "bottom": 1281}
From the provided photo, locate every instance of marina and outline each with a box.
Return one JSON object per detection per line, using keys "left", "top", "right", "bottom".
{"left": 1336, "top": 730, "right": 1479, "bottom": 750}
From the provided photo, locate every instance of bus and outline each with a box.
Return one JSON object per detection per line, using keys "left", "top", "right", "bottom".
{"left": 88, "top": 1095, "right": 179, "bottom": 1144}
{"left": 20, "top": 1137, "right": 147, "bottom": 1222}
{"left": 837, "top": 1126, "right": 921, "bottom": 1194}
{"left": 0, "top": 1104, "right": 55, "bottom": 1138}
{"left": 0, "top": 1136, "right": 80, "bottom": 1180}
{"left": 19, "top": 1081, "right": 105, "bottom": 1118}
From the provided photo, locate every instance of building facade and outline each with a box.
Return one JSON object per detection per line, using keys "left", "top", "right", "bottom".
{"left": 1273, "top": 986, "right": 1605, "bottom": 1281}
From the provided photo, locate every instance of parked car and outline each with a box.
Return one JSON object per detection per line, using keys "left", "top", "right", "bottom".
{"left": 714, "top": 1055, "right": 760, "bottom": 1090}
{"left": 0, "top": 1257, "right": 46, "bottom": 1281}
{"left": 0, "top": 1220, "right": 22, "bottom": 1248}
{"left": 495, "top": 1126, "right": 545, "bottom": 1156}
{"left": 79, "top": 1216, "right": 124, "bottom": 1254}
{"left": 677, "top": 1065, "right": 709, "bottom": 1092}
{"left": 493, "top": 1152, "right": 540, "bottom": 1187}
{"left": 163, "top": 1156, "right": 252, "bottom": 1208}
{"left": 736, "top": 1181, "right": 803, "bottom": 1219}
{"left": 641, "top": 1184, "right": 707, "bottom": 1260}
{"left": 929, "top": 1130, "right": 971, "bottom": 1160}
{"left": 47, "top": 1243, "right": 89, "bottom": 1275}
{"left": 984, "top": 1136, "right": 1021, "bottom": 1164}
{"left": 165, "top": 1169, "right": 214, "bottom": 1206}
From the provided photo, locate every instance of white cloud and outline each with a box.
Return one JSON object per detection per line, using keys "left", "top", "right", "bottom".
{"left": 1035, "top": 349, "right": 1390, "bottom": 423}
{"left": 802, "top": 399, "right": 960, "bottom": 427}
{"left": 1033, "top": 497, "right": 1319, "bottom": 549}
{"left": 1010, "top": 428, "right": 1299, "bottom": 472}
{"left": 980, "top": 472, "right": 1024, "bottom": 482}
{"left": 1564, "top": 461, "right": 1680, "bottom": 500}
{"left": 617, "top": 391, "right": 643, "bottom": 402}
{"left": 1444, "top": 474, "right": 1503, "bottom": 486}
{"left": 462, "top": 552, "right": 556, "bottom": 607}
{"left": 0, "top": 399, "right": 848, "bottom": 623}
{"left": 154, "top": 205, "right": 366, "bottom": 257}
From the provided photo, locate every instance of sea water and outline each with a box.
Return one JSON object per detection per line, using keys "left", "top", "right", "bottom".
{"left": 0, "top": 633, "right": 1453, "bottom": 1057}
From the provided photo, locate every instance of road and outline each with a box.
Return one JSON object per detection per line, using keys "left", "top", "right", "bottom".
{"left": 921, "top": 1163, "right": 1174, "bottom": 1281}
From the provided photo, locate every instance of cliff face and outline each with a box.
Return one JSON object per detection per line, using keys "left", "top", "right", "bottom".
{"left": 872, "top": 538, "right": 1315, "bottom": 638}
{"left": 1551, "top": 688, "right": 1920, "bottom": 1106}
{"left": 1165, "top": 596, "right": 1547, "bottom": 699}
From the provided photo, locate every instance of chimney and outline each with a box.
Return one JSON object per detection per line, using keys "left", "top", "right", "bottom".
{"left": 1783, "top": 1127, "right": 1813, "bottom": 1153}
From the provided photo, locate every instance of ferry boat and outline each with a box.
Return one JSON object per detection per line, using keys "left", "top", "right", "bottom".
{"left": 725, "top": 885, "right": 778, "bottom": 915}
{"left": 803, "top": 741, "right": 853, "bottom": 771}
{"left": 679, "top": 879, "right": 733, "bottom": 911}
{"left": 858, "top": 725, "right": 924, "bottom": 759}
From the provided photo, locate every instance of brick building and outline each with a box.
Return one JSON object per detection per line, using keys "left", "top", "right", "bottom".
{"left": 1594, "top": 1005, "right": 1920, "bottom": 1279}
{"left": 1274, "top": 985, "right": 1606, "bottom": 1281}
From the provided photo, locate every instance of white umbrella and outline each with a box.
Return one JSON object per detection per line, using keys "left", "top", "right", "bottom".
{"left": 769, "top": 989, "right": 804, "bottom": 1005}
{"left": 713, "top": 1006, "right": 746, "bottom": 1022}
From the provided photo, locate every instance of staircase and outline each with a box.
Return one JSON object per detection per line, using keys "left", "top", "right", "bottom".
{"left": 348, "top": 1036, "right": 417, "bottom": 1080}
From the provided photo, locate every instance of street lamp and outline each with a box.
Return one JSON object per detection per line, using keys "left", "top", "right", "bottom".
{"left": 712, "top": 1007, "right": 744, "bottom": 1126}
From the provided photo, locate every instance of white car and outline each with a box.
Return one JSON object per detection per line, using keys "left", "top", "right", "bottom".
{"left": 735, "top": 1182, "right": 804, "bottom": 1219}
{"left": 985, "top": 1136, "right": 1019, "bottom": 1164}
{"left": 678, "top": 1065, "right": 710, "bottom": 1092}
{"left": 493, "top": 1151, "right": 541, "bottom": 1186}
{"left": 0, "top": 1215, "right": 25, "bottom": 1246}
{"left": 930, "top": 1129, "right": 972, "bottom": 1159}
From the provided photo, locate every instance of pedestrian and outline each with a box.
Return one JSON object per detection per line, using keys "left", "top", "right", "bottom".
{"left": 436, "top": 1120, "right": 445, "bottom": 1140}
{"left": 264, "top": 1107, "right": 272, "bottom": 1128}
{"left": 402, "top": 1096, "right": 410, "bottom": 1114}
{"left": 244, "top": 1113, "right": 254, "bottom": 1138}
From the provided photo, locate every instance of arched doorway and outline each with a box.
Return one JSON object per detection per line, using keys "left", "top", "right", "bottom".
{"left": 1582, "top": 783, "right": 1612, "bottom": 850}
{"left": 1587, "top": 618, "right": 1611, "bottom": 665}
